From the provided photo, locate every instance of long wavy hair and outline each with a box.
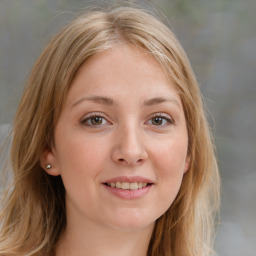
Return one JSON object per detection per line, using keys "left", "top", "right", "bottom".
{"left": 0, "top": 6, "right": 220, "bottom": 256}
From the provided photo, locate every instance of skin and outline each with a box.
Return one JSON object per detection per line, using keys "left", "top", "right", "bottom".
{"left": 42, "top": 44, "right": 190, "bottom": 256}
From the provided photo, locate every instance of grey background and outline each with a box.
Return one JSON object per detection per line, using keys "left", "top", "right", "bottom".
{"left": 0, "top": 1, "right": 255, "bottom": 255}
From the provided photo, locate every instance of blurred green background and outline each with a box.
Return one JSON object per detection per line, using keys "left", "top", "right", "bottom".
{"left": 0, "top": 1, "right": 255, "bottom": 255}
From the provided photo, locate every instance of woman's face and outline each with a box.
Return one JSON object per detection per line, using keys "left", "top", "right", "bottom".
{"left": 44, "top": 44, "right": 189, "bottom": 231}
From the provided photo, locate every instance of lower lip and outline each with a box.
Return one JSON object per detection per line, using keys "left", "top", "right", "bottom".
{"left": 103, "top": 184, "right": 153, "bottom": 199}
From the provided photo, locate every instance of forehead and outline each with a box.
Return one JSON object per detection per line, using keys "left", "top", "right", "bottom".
{"left": 66, "top": 44, "right": 181, "bottom": 107}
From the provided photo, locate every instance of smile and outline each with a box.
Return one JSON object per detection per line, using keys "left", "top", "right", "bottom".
{"left": 105, "top": 181, "right": 150, "bottom": 190}
{"left": 102, "top": 176, "right": 154, "bottom": 199}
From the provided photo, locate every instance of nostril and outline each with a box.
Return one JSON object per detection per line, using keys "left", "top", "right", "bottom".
{"left": 114, "top": 154, "right": 147, "bottom": 165}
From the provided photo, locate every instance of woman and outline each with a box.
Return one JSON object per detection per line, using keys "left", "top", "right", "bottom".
{"left": 0, "top": 6, "right": 220, "bottom": 256}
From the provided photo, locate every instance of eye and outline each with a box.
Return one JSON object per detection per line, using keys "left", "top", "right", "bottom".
{"left": 147, "top": 113, "right": 174, "bottom": 127}
{"left": 80, "top": 113, "right": 109, "bottom": 128}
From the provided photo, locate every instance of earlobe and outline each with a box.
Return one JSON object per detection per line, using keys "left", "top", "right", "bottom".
{"left": 40, "top": 149, "right": 61, "bottom": 176}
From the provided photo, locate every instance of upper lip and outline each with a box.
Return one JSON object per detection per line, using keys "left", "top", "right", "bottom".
{"left": 102, "top": 176, "right": 154, "bottom": 184}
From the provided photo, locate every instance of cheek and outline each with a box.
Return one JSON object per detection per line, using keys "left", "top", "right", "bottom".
{"left": 54, "top": 136, "right": 110, "bottom": 209}
{"left": 55, "top": 134, "right": 109, "bottom": 181}
{"left": 152, "top": 136, "right": 188, "bottom": 176}
{"left": 151, "top": 137, "right": 188, "bottom": 207}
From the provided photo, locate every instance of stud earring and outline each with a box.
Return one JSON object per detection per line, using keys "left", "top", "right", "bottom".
{"left": 46, "top": 164, "right": 52, "bottom": 169}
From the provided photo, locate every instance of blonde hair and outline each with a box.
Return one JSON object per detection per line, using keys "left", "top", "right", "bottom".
{"left": 0, "top": 6, "right": 220, "bottom": 256}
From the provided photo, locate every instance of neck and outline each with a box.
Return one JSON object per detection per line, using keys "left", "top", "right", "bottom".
{"left": 55, "top": 217, "right": 154, "bottom": 256}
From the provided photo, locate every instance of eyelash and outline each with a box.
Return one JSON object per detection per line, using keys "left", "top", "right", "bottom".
{"left": 80, "top": 113, "right": 108, "bottom": 128}
{"left": 147, "top": 113, "right": 174, "bottom": 127}
{"left": 80, "top": 112, "right": 174, "bottom": 128}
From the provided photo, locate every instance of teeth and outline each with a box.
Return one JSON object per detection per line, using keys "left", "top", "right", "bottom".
{"left": 129, "top": 182, "right": 138, "bottom": 190}
{"left": 106, "top": 181, "right": 149, "bottom": 190}
{"left": 116, "top": 181, "right": 122, "bottom": 189}
{"left": 122, "top": 182, "right": 130, "bottom": 190}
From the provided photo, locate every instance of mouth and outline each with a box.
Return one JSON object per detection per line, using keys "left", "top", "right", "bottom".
{"left": 103, "top": 181, "right": 153, "bottom": 191}
{"left": 102, "top": 176, "right": 154, "bottom": 199}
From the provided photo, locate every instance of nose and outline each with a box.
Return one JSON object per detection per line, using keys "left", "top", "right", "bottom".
{"left": 111, "top": 124, "right": 148, "bottom": 166}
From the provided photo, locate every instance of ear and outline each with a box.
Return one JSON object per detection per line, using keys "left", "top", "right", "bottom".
{"left": 40, "top": 148, "right": 61, "bottom": 176}
{"left": 183, "top": 156, "right": 190, "bottom": 174}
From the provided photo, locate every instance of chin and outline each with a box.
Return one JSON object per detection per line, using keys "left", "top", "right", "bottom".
{"left": 111, "top": 221, "right": 155, "bottom": 233}
{"left": 104, "top": 210, "right": 156, "bottom": 232}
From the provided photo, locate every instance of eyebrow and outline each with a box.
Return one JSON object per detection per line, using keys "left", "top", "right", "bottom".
{"left": 143, "top": 97, "right": 181, "bottom": 109}
{"left": 71, "top": 96, "right": 117, "bottom": 108}
{"left": 71, "top": 95, "right": 181, "bottom": 109}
